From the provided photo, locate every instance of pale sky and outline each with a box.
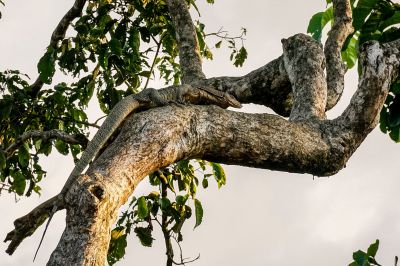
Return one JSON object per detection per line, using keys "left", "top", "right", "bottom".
{"left": 1, "top": 1, "right": 400, "bottom": 266}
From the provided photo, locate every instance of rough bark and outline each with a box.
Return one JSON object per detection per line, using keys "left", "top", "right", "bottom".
{"left": 282, "top": 34, "right": 327, "bottom": 121}
{"left": 167, "top": 0, "right": 206, "bottom": 84}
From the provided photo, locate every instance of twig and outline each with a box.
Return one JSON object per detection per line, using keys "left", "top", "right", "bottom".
{"left": 4, "top": 129, "right": 88, "bottom": 158}
{"left": 93, "top": 115, "right": 107, "bottom": 126}
{"left": 144, "top": 37, "right": 163, "bottom": 89}
{"left": 171, "top": 235, "right": 200, "bottom": 266}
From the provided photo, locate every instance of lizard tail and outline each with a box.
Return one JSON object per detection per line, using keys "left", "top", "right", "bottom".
{"left": 60, "top": 95, "right": 140, "bottom": 195}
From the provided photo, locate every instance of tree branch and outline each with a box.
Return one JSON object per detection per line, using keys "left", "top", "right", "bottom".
{"left": 4, "top": 129, "right": 88, "bottom": 158}
{"left": 5, "top": 36, "right": 399, "bottom": 264}
{"left": 196, "top": 57, "right": 292, "bottom": 116}
{"left": 4, "top": 196, "right": 60, "bottom": 255}
{"left": 325, "top": 0, "right": 354, "bottom": 109}
{"left": 167, "top": 0, "right": 206, "bottom": 84}
{"left": 282, "top": 34, "right": 327, "bottom": 121}
{"left": 28, "top": 0, "right": 87, "bottom": 97}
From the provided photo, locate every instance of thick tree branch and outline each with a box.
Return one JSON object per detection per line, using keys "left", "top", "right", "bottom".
{"left": 325, "top": 0, "right": 354, "bottom": 109}
{"left": 326, "top": 40, "right": 400, "bottom": 166}
{"left": 167, "top": 0, "right": 206, "bottom": 84}
{"left": 5, "top": 37, "right": 399, "bottom": 264}
{"left": 282, "top": 34, "right": 327, "bottom": 121}
{"left": 196, "top": 57, "right": 293, "bottom": 116}
{"left": 28, "top": 0, "right": 87, "bottom": 97}
{"left": 4, "top": 129, "right": 88, "bottom": 158}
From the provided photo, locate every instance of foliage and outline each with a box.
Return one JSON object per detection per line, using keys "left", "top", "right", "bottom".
{"left": 0, "top": 0, "right": 245, "bottom": 264}
{"left": 308, "top": 0, "right": 400, "bottom": 142}
{"left": 107, "top": 160, "right": 226, "bottom": 265}
{"left": 0, "top": 0, "right": 246, "bottom": 197}
{"left": 348, "top": 240, "right": 381, "bottom": 266}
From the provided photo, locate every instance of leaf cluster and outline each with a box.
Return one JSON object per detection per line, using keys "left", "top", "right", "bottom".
{"left": 0, "top": 70, "right": 90, "bottom": 195}
{"left": 348, "top": 239, "right": 383, "bottom": 266}
{"left": 0, "top": 0, "right": 242, "bottom": 196}
{"left": 107, "top": 159, "right": 226, "bottom": 265}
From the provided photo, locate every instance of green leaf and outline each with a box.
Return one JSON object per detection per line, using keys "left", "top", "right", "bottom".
{"left": 341, "top": 35, "right": 359, "bottom": 69}
{"left": 128, "top": 27, "right": 141, "bottom": 51}
{"left": 202, "top": 177, "right": 209, "bottom": 189}
{"left": 137, "top": 196, "right": 149, "bottom": 219}
{"left": 55, "top": 139, "right": 69, "bottom": 155}
{"left": 367, "top": 239, "right": 379, "bottom": 258}
{"left": 107, "top": 228, "right": 127, "bottom": 265}
{"left": 0, "top": 97, "right": 13, "bottom": 121}
{"left": 37, "top": 46, "right": 56, "bottom": 84}
{"left": 176, "top": 195, "right": 187, "bottom": 206}
{"left": 233, "top": 46, "right": 248, "bottom": 67}
{"left": 215, "top": 40, "right": 222, "bottom": 48}
{"left": 380, "top": 12, "right": 400, "bottom": 32}
{"left": 109, "top": 38, "right": 122, "bottom": 56}
{"left": 134, "top": 227, "right": 153, "bottom": 247}
{"left": 159, "top": 197, "right": 171, "bottom": 210}
{"left": 353, "top": 250, "right": 369, "bottom": 266}
{"left": 18, "top": 143, "right": 30, "bottom": 168}
{"left": 194, "top": 198, "right": 203, "bottom": 229}
{"left": 389, "top": 127, "right": 400, "bottom": 142}
{"left": 0, "top": 150, "right": 6, "bottom": 170}
{"left": 380, "top": 107, "right": 389, "bottom": 133}
{"left": 353, "top": 0, "right": 380, "bottom": 31}
{"left": 210, "top": 162, "right": 226, "bottom": 188}
{"left": 13, "top": 171, "right": 26, "bottom": 196}
{"left": 307, "top": 7, "right": 333, "bottom": 42}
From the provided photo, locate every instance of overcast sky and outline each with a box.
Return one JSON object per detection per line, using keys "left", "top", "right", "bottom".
{"left": 1, "top": 1, "right": 400, "bottom": 265}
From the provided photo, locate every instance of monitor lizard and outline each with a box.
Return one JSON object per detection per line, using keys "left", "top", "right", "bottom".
{"left": 33, "top": 84, "right": 241, "bottom": 260}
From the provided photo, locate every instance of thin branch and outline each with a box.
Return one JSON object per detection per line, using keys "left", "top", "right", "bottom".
{"left": 144, "top": 37, "right": 163, "bottom": 89}
{"left": 28, "top": 0, "right": 87, "bottom": 97}
{"left": 166, "top": 0, "right": 206, "bottom": 84}
{"left": 4, "top": 129, "right": 88, "bottom": 158}
{"left": 93, "top": 115, "right": 107, "bottom": 126}
{"left": 324, "top": 0, "right": 354, "bottom": 109}
{"left": 0, "top": 182, "right": 11, "bottom": 195}
{"left": 205, "top": 27, "right": 246, "bottom": 42}
{"left": 171, "top": 235, "right": 200, "bottom": 266}
{"left": 54, "top": 116, "right": 101, "bottom": 129}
